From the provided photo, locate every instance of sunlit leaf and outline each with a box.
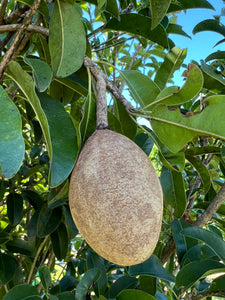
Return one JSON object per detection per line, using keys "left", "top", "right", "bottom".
{"left": 167, "top": 24, "right": 191, "bottom": 39}
{"left": 193, "top": 19, "right": 225, "bottom": 37}
{"left": 117, "top": 289, "right": 156, "bottom": 300}
{"left": 150, "top": 0, "right": 171, "bottom": 30}
{"left": 49, "top": 0, "right": 86, "bottom": 77}
{"left": 168, "top": 0, "right": 214, "bottom": 13}
{"left": 0, "top": 85, "right": 24, "bottom": 178}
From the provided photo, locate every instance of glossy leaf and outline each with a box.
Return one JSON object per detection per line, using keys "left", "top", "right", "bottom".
{"left": 51, "top": 222, "right": 68, "bottom": 261}
{"left": 117, "top": 289, "right": 156, "bottom": 300}
{"left": 160, "top": 167, "right": 186, "bottom": 218}
{"left": 109, "top": 276, "right": 138, "bottom": 298}
{"left": 153, "top": 63, "right": 202, "bottom": 107}
{"left": 167, "top": 24, "right": 191, "bottom": 39}
{"left": 75, "top": 268, "right": 101, "bottom": 300}
{"left": 49, "top": 1, "right": 86, "bottom": 77}
{"left": 129, "top": 255, "right": 175, "bottom": 282}
{"left": 176, "top": 259, "right": 225, "bottom": 289}
{"left": 0, "top": 85, "right": 24, "bottom": 178}
{"left": 105, "top": 14, "right": 168, "bottom": 48}
{"left": 6, "top": 193, "right": 23, "bottom": 226}
{"left": 168, "top": 0, "right": 214, "bottom": 13}
{"left": 38, "top": 265, "right": 51, "bottom": 290}
{"left": 150, "top": 0, "right": 171, "bottom": 30}
{"left": 182, "top": 226, "right": 225, "bottom": 262}
{"left": 134, "top": 133, "right": 154, "bottom": 156}
{"left": 37, "top": 206, "right": 62, "bottom": 237}
{"left": 0, "top": 253, "right": 18, "bottom": 284}
{"left": 121, "top": 70, "right": 160, "bottom": 107}
{"left": 24, "top": 57, "right": 53, "bottom": 92}
{"left": 193, "top": 19, "right": 225, "bottom": 37}
{"left": 3, "top": 284, "right": 39, "bottom": 300}
{"left": 151, "top": 95, "right": 225, "bottom": 153}
{"left": 185, "top": 155, "right": 211, "bottom": 193}
{"left": 6, "top": 61, "right": 78, "bottom": 187}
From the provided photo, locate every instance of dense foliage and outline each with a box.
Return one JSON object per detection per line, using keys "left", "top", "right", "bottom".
{"left": 1, "top": 0, "right": 225, "bottom": 299}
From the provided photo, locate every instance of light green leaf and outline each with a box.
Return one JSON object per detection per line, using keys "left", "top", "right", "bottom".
{"left": 182, "top": 227, "right": 225, "bottom": 262}
{"left": 117, "top": 289, "right": 156, "bottom": 300}
{"left": 150, "top": 0, "right": 171, "bottom": 30}
{"left": 176, "top": 259, "right": 225, "bottom": 289}
{"left": 24, "top": 57, "right": 53, "bottom": 92}
{"left": 129, "top": 254, "right": 175, "bottom": 282}
{"left": 160, "top": 167, "right": 186, "bottom": 218}
{"left": 0, "top": 85, "right": 24, "bottom": 178}
{"left": 49, "top": 0, "right": 86, "bottom": 77}
{"left": 168, "top": 0, "right": 214, "bottom": 13}
{"left": 154, "top": 47, "right": 187, "bottom": 91}
{"left": 3, "top": 284, "right": 39, "bottom": 300}
{"left": 75, "top": 268, "right": 101, "bottom": 300}
{"left": 151, "top": 95, "right": 225, "bottom": 153}
{"left": 121, "top": 70, "right": 160, "bottom": 107}
{"left": 105, "top": 14, "right": 168, "bottom": 48}
{"left": 193, "top": 19, "right": 225, "bottom": 37}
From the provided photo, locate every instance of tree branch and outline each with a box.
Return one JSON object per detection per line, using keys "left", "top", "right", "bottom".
{"left": 0, "top": 0, "right": 8, "bottom": 25}
{"left": 4, "top": 4, "right": 29, "bottom": 24}
{"left": 0, "top": 23, "right": 49, "bottom": 35}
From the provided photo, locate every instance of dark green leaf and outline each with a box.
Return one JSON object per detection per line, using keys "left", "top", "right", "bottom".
{"left": 205, "top": 50, "right": 225, "bottom": 62}
{"left": 57, "top": 292, "right": 75, "bottom": 300}
{"left": 105, "top": 0, "right": 119, "bottom": 18}
{"left": 6, "top": 239, "right": 34, "bottom": 257}
{"left": 168, "top": 0, "right": 214, "bottom": 13}
{"left": 134, "top": 133, "right": 154, "bottom": 156}
{"left": 129, "top": 255, "right": 175, "bottom": 282}
{"left": 150, "top": 0, "right": 171, "bottom": 30}
{"left": 117, "top": 289, "right": 156, "bottom": 300}
{"left": 37, "top": 206, "right": 62, "bottom": 237}
{"left": 49, "top": 1, "right": 86, "bottom": 77}
{"left": 63, "top": 206, "right": 78, "bottom": 240}
{"left": 38, "top": 265, "right": 52, "bottom": 290}
{"left": 0, "top": 232, "right": 11, "bottom": 244}
{"left": 160, "top": 167, "right": 186, "bottom": 218}
{"left": 24, "top": 57, "right": 53, "bottom": 92}
{"left": 185, "top": 155, "right": 211, "bottom": 193}
{"left": 17, "top": 0, "right": 49, "bottom": 17}
{"left": 193, "top": 19, "right": 225, "bottom": 37}
{"left": 0, "top": 85, "right": 24, "bottom": 178}
{"left": 51, "top": 223, "right": 68, "bottom": 261}
{"left": 151, "top": 95, "right": 225, "bottom": 153}
{"left": 209, "top": 274, "right": 225, "bottom": 293}
{"left": 6, "top": 193, "right": 23, "bottom": 226}
{"left": 139, "top": 275, "right": 156, "bottom": 296}
{"left": 182, "top": 227, "right": 225, "bottom": 262}
{"left": 0, "top": 253, "right": 18, "bottom": 284}
{"left": 121, "top": 70, "right": 160, "bottom": 107}
{"left": 201, "top": 60, "right": 225, "bottom": 93}
{"left": 59, "top": 275, "right": 78, "bottom": 292}
{"left": 105, "top": 14, "right": 168, "bottom": 48}
{"left": 176, "top": 259, "right": 225, "bottom": 289}
{"left": 109, "top": 276, "right": 138, "bottom": 298}
{"left": 3, "top": 284, "right": 39, "bottom": 300}
{"left": 75, "top": 268, "right": 101, "bottom": 300}
{"left": 167, "top": 24, "right": 191, "bottom": 39}
{"left": 79, "top": 96, "right": 96, "bottom": 144}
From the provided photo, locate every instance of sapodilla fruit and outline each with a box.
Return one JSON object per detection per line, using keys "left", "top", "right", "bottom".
{"left": 69, "top": 129, "right": 163, "bottom": 266}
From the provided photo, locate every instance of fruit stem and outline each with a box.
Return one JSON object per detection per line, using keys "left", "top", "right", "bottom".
{"left": 84, "top": 56, "right": 108, "bottom": 129}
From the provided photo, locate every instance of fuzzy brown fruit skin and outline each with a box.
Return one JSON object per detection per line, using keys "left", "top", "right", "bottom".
{"left": 69, "top": 129, "right": 163, "bottom": 266}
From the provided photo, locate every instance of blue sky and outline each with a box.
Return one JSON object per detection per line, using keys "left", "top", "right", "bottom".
{"left": 170, "top": 0, "right": 225, "bottom": 85}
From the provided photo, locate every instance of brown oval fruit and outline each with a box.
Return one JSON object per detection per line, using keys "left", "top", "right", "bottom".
{"left": 69, "top": 129, "right": 163, "bottom": 266}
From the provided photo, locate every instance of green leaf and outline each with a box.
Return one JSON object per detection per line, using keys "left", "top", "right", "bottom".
{"left": 121, "top": 70, "right": 160, "bottom": 107}
{"left": 3, "top": 284, "right": 39, "bottom": 300}
{"left": 79, "top": 96, "right": 96, "bottom": 144}
{"left": 109, "top": 276, "right": 138, "bottom": 298}
{"left": 201, "top": 60, "right": 225, "bottom": 93}
{"left": 151, "top": 95, "right": 225, "bottom": 153}
{"left": 185, "top": 155, "right": 211, "bottom": 193}
{"left": 37, "top": 206, "right": 62, "bottom": 237}
{"left": 168, "top": 0, "right": 214, "bottom": 13}
{"left": 55, "top": 76, "right": 88, "bottom": 98}
{"left": 6, "top": 239, "right": 34, "bottom": 257}
{"left": 57, "top": 292, "right": 75, "bottom": 300}
{"left": 117, "top": 289, "right": 156, "bottom": 300}
{"left": 17, "top": 0, "right": 49, "bottom": 17}
{"left": 150, "top": 0, "right": 171, "bottom": 30}
{"left": 205, "top": 50, "right": 225, "bottom": 62}
{"left": 0, "top": 253, "right": 18, "bottom": 284}
{"left": 6, "top": 193, "right": 23, "bottom": 226}
{"left": 160, "top": 167, "right": 186, "bottom": 218}
{"left": 209, "top": 274, "right": 225, "bottom": 293}
{"left": 105, "top": 0, "right": 119, "bottom": 18}
{"left": 38, "top": 265, "right": 51, "bottom": 290}
{"left": 75, "top": 268, "right": 101, "bottom": 300}
{"left": 167, "top": 24, "right": 191, "bottom": 39}
{"left": 134, "top": 133, "right": 154, "bottom": 156}
{"left": 129, "top": 255, "right": 175, "bottom": 282}
{"left": 38, "top": 93, "right": 78, "bottom": 187}
{"left": 182, "top": 227, "right": 225, "bottom": 262}
{"left": 176, "top": 259, "right": 225, "bottom": 289}
{"left": 104, "top": 14, "right": 168, "bottom": 48}
{"left": 193, "top": 19, "right": 225, "bottom": 37}
{"left": 51, "top": 223, "right": 68, "bottom": 261}
{"left": 49, "top": 1, "right": 86, "bottom": 77}
{"left": 139, "top": 276, "right": 156, "bottom": 296}
{"left": 153, "top": 63, "right": 202, "bottom": 106}
{"left": 6, "top": 61, "right": 78, "bottom": 187}
{"left": 24, "top": 57, "right": 53, "bottom": 92}
{"left": 0, "top": 85, "right": 24, "bottom": 178}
